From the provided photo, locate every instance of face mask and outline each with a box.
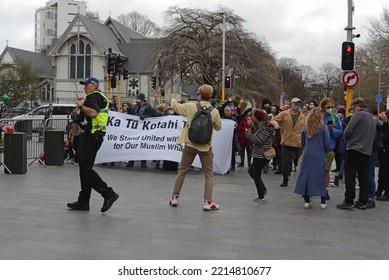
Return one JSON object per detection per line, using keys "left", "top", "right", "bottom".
{"left": 264, "top": 104, "right": 270, "bottom": 109}
{"left": 271, "top": 108, "right": 276, "bottom": 113}
{"left": 338, "top": 113, "right": 344, "bottom": 118}
{"left": 293, "top": 105, "right": 301, "bottom": 110}
{"left": 309, "top": 105, "right": 315, "bottom": 110}
{"left": 326, "top": 108, "right": 333, "bottom": 114}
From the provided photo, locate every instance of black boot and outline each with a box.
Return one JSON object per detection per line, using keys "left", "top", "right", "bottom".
{"left": 280, "top": 178, "right": 288, "bottom": 187}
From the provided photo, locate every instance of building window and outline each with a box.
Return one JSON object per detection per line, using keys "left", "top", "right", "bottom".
{"left": 69, "top": 39, "right": 92, "bottom": 79}
{"left": 41, "top": 84, "right": 54, "bottom": 102}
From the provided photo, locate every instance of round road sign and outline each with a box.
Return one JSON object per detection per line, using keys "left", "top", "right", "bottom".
{"left": 342, "top": 71, "right": 359, "bottom": 88}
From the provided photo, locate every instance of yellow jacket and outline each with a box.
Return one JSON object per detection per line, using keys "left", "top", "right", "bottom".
{"left": 272, "top": 109, "right": 306, "bottom": 148}
{"left": 171, "top": 99, "right": 222, "bottom": 152}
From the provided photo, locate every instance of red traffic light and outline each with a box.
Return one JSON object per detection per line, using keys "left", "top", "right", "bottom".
{"left": 341, "top": 41, "right": 355, "bottom": 71}
{"left": 225, "top": 76, "right": 232, "bottom": 89}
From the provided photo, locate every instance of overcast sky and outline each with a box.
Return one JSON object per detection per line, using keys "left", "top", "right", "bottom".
{"left": 0, "top": 0, "right": 387, "bottom": 70}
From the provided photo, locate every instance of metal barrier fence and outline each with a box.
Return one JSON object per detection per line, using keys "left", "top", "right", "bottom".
{"left": 0, "top": 117, "right": 71, "bottom": 167}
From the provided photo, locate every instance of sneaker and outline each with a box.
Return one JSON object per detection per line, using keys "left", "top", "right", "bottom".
{"left": 354, "top": 201, "right": 367, "bottom": 210}
{"left": 304, "top": 202, "right": 312, "bottom": 209}
{"left": 320, "top": 203, "right": 328, "bottom": 209}
{"left": 253, "top": 197, "right": 265, "bottom": 203}
{"left": 101, "top": 192, "right": 119, "bottom": 213}
{"left": 337, "top": 201, "right": 354, "bottom": 210}
{"left": 274, "top": 170, "right": 283, "bottom": 175}
{"left": 366, "top": 200, "right": 376, "bottom": 209}
{"left": 67, "top": 201, "right": 90, "bottom": 211}
{"left": 203, "top": 201, "right": 220, "bottom": 211}
{"left": 237, "top": 163, "right": 244, "bottom": 167}
{"left": 169, "top": 195, "right": 178, "bottom": 207}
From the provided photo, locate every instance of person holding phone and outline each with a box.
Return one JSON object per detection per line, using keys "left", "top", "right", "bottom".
{"left": 320, "top": 98, "right": 343, "bottom": 200}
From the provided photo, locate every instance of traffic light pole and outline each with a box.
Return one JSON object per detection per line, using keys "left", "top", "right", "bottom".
{"left": 221, "top": 13, "right": 226, "bottom": 101}
{"left": 345, "top": 0, "right": 355, "bottom": 114}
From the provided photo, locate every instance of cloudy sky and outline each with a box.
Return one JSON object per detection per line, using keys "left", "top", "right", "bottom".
{"left": 0, "top": 0, "right": 387, "bottom": 70}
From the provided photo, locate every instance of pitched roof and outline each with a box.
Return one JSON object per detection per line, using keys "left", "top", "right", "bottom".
{"left": 104, "top": 17, "right": 147, "bottom": 43}
{"left": 118, "top": 40, "right": 158, "bottom": 73}
{"left": 1, "top": 47, "right": 53, "bottom": 78}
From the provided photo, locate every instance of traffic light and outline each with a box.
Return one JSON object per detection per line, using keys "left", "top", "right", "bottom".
{"left": 115, "top": 55, "right": 123, "bottom": 75}
{"left": 107, "top": 53, "right": 116, "bottom": 75}
{"left": 341, "top": 41, "right": 355, "bottom": 71}
{"left": 160, "top": 88, "right": 165, "bottom": 97}
{"left": 225, "top": 76, "right": 231, "bottom": 89}
{"left": 151, "top": 76, "right": 157, "bottom": 89}
{"left": 123, "top": 68, "right": 129, "bottom": 80}
{"left": 110, "top": 75, "right": 117, "bottom": 88}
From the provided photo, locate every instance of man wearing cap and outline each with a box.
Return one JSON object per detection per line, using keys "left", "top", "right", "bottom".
{"left": 127, "top": 92, "right": 164, "bottom": 168}
{"left": 67, "top": 77, "right": 119, "bottom": 213}
{"left": 168, "top": 84, "right": 222, "bottom": 210}
{"left": 337, "top": 98, "right": 375, "bottom": 210}
{"left": 272, "top": 97, "right": 306, "bottom": 187}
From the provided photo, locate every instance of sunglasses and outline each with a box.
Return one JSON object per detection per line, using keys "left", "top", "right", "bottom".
{"left": 324, "top": 105, "right": 334, "bottom": 109}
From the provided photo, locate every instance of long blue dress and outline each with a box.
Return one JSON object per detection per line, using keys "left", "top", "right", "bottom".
{"left": 294, "top": 125, "right": 330, "bottom": 197}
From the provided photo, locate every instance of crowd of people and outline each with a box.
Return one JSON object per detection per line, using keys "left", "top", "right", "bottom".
{"left": 50, "top": 76, "right": 389, "bottom": 213}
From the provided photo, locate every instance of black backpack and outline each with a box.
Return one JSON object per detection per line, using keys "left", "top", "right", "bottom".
{"left": 188, "top": 102, "right": 214, "bottom": 144}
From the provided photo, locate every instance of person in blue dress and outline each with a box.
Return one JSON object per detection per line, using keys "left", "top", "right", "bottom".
{"left": 294, "top": 107, "right": 330, "bottom": 209}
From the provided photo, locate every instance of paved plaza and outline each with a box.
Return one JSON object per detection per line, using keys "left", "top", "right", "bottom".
{"left": 0, "top": 160, "right": 388, "bottom": 260}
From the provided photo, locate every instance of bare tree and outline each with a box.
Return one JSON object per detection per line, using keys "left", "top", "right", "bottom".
{"left": 153, "top": 6, "right": 279, "bottom": 100}
{"left": 117, "top": 11, "right": 161, "bottom": 38}
{"left": 317, "top": 63, "right": 341, "bottom": 99}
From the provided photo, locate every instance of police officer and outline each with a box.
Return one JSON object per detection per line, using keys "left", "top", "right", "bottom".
{"left": 67, "top": 77, "right": 119, "bottom": 212}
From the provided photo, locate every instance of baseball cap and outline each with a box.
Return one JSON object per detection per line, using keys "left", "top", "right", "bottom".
{"left": 291, "top": 97, "right": 301, "bottom": 103}
{"left": 79, "top": 77, "right": 99, "bottom": 86}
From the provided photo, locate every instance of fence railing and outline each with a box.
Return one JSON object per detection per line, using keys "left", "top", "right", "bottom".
{"left": 0, "top": 117, "right": 71, "bottom": 166}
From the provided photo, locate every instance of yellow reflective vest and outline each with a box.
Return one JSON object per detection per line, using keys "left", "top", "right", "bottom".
{"left": 86, "top": 90, "right": 109, "bottom": 135}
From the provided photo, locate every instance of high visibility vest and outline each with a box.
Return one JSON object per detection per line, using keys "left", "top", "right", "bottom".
{"left": 86, "top": 90, "right": 109, "bottom": 134}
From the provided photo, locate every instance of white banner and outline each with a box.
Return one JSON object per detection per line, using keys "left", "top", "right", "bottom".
{"left": 96, "top": 111, "right": 235, "bottom": 174}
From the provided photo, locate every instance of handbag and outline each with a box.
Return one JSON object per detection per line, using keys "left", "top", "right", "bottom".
{"left": 263, "top": 147, "right": 276, "bottom": 160}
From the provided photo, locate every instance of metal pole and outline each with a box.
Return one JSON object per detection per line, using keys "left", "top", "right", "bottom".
{"left": 221, "top": 13, "right": 226, "bottom": 101}
{"left": 378, "top": 42, "right": 382, "bottom": 113}
{"left": 345, "top": 0, "right": 355, "bottom": 113}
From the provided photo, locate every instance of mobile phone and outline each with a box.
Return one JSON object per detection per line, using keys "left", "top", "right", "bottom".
{"left": 327, "top": 120, "right": 333, "bottom": 125}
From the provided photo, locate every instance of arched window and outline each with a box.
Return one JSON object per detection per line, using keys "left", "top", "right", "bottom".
{"left": 69, "top": 39, "right": 92, "bottom": 78}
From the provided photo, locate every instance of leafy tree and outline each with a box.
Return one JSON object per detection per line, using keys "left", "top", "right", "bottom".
{"left": 117, "top": 11, "right": 161, "bottom": 38}
{"left": 154, "top": 6, "right": 279, "bottom": 101}
{"left": 0, "top": 60, "right": 41, "bottom": 117}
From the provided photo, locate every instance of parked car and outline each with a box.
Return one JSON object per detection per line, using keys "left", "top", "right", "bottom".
{"left": 12, "top": 104, "right": 76, "bottom": 132}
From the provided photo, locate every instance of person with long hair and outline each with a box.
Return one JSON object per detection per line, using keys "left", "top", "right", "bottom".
{"left": 245, "top": 109, "right": 276, "bottom": 202}
{"left": 294, "top": 107, "right": 330, "bottom": 209}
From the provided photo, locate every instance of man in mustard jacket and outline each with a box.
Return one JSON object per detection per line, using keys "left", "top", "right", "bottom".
{"left": 273, "top": 97, "right": 306, "bottom": 187}
{"left": 169, "top": 84, "right": 222, "bottom": 210}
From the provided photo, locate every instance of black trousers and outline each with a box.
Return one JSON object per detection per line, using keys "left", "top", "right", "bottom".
{"left": 248, "top": 157, "right": 269, "bottom": 199}
{"left": 281, "top": 145, "right": 301, "bottom": 181}
{"left": 77, "top": 134, "right": 114, "bottom": 204}
{"left": 344, "top": 149, "right": 370, "bottom": 204}
{"left": 377, "top": 150, "right": 389, "bottom": 196}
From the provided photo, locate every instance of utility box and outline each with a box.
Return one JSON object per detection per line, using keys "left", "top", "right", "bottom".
{"left": 44, "top": 130, "right": 64, "bottom": 166}
{"left": 4, "top": 132, "right": 27, "bottom": 174}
